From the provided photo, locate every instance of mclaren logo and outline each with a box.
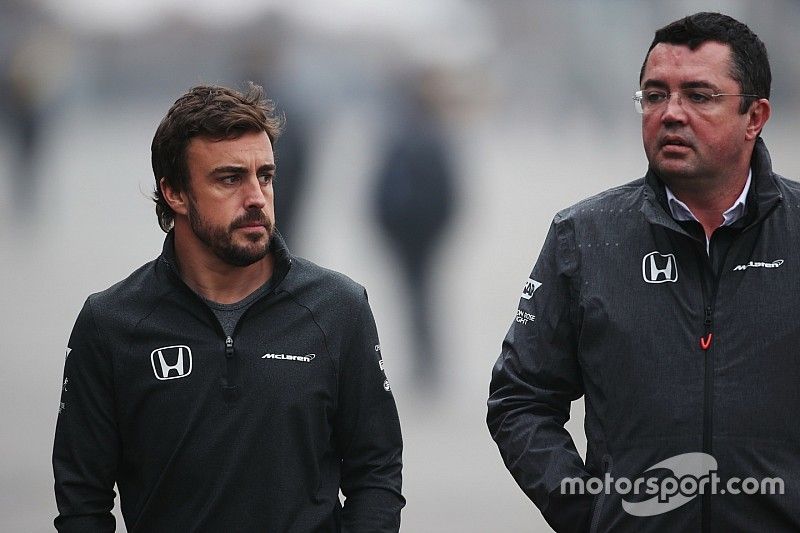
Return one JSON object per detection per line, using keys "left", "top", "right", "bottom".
{"left": 262, "top": 352, "right": 316, "bottom": 363}
{"left": 150, "top": 345, "right": 192, "bottom": 380}
{"left": 733, "top": 259, "right": 784, "bottom": 271}
{"left": 521, "top": 278, "right": 542, "bottom": 300}
{"left": 642, "top": 251, "right": 678, "bottom": 284}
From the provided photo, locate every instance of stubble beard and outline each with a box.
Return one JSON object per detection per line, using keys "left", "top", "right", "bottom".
{"left": 187, "top": 198, "right": 273, "bottom": 267}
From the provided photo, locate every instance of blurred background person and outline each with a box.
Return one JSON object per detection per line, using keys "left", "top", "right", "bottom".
{"left": 0, "top": 0, "right": 72, "bottom": 219}
{"left": 237, "top": 26, "right": 313, "bottom": 249}
{"left": 373, "top": 67, "right": 457, "bottom": 389}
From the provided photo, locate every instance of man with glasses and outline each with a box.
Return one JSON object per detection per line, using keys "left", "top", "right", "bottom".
{"left": 488, "top": 12, "right": 799, "bottom": 532}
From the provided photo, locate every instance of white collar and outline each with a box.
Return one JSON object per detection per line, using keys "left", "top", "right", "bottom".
{"left": 665, "top": 170, "right": 751, "bottom": 227}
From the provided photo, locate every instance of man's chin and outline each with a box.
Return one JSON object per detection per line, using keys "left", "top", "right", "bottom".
{"left": 216, "top": 237, "right": 271, "bottom": 267}
{"left": 220, "top": 247, "right": 269, "bottom": 267}
{"left": 652, "top": 159, "right": 697, "bottom": 182}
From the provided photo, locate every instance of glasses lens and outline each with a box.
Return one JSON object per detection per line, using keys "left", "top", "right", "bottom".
{"left": 633, "top": 91, "right": 644, "bottom": 114}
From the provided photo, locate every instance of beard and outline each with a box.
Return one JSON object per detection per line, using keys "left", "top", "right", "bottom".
{"left": 187, "top": 198, "right": 273, "bottom": 267}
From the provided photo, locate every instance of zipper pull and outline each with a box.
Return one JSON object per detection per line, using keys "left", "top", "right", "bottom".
{"left": 701, "top": 307, "right": 713, "bottom": 350}
{"left": 222, "top": 336, "right": 239, "bottom": 401}
{"left": 700, "top": 333, "right": 713, "bottom": 350}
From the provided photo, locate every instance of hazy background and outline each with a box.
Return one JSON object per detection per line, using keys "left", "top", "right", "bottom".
{"left": 2, "top": 0, "right": 800, "bottom": 531}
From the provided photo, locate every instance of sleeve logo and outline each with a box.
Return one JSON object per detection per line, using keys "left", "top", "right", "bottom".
{"left": 521, "top": 278, "right": 542, "bottom": 299}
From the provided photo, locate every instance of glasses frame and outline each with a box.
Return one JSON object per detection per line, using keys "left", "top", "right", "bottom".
{"left": 633, "top": 89, "right": 762, "bottom": 114}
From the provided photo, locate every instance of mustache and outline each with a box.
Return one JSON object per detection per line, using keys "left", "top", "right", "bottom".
{"left": 231, "top": 210, "right": 271, "bottom": 229}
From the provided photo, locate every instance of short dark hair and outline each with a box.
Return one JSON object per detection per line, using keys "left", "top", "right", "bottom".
{"left": 151, "top": 83, "right": 283, "bottom": 232}
{"left": 640, "top": 12, "right": 771, "bottom": 114}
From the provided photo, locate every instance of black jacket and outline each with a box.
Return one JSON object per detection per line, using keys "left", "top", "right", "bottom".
{"left": 488, "top": 138, "right": 800, "bottom": 532}
{"left": 53, "top": 232, "right": 404, "bottom": 532}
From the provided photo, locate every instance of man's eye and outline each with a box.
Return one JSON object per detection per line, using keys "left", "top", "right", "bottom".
{"left": 645, "top": 91, "right": 668, "bottom": 104}
{"left": 687, "top": 91, "right": 713, "bottom": 104}
{"left": 221, "top": 176, "right": 239, "bottom": 184}
{"left": 258, "top": 174, "right": 274, "bottom": 185}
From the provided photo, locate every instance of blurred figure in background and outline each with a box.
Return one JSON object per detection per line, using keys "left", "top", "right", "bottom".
{"left": 237, "top": 32, "right": 312, "bottom": 249}
{"left": 373, "top": 68, "right": 457, "bottom": 388}
{"left": 0, "top": 1, "right": 72, "bottom": 218}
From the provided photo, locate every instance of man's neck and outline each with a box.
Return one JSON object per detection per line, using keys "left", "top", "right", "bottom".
{"left": 173, "top": 226, "right": 274, "bottom": 304}
{"left": 664, "top": 169, "right": 750, "bottom": 239}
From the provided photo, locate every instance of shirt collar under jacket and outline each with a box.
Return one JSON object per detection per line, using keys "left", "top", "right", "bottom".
{"left": 665, "top": 170, "right": 752, "bottom": 226}
{"left": 664, "top": 170, "right": 752, "bottom": 253}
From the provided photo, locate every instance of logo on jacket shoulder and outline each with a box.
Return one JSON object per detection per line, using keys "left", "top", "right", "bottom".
{"left": 642, "top": 251, "right": 678, "bottom": 283}
{"left": 262, "top": 352, "right": 316, "bottom": 363}
{"left": 516, "top": 309, "right": 536, "bottom": 325}
{"left": 733, "top": 259, "right": 784, "bottom": 271}
{"left": 521, "top": 278, "right": 542, "bottom": 299}
{"left": 151, "top": 345, "right": 192, "bottom": 380}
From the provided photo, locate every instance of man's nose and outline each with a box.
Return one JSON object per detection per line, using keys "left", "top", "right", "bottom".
{"left": 242, "top": 175, "right": 267, "bottom": 209}
{"left": 661, "top": 92, "right": 688, "bottom": 123}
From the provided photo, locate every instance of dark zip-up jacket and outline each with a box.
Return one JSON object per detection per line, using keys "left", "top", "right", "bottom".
{"left": 53, "top": 232, "right": 404, "bottom": 532}
{"left": 488, "top": 138, "right": 800, "bottom": 532}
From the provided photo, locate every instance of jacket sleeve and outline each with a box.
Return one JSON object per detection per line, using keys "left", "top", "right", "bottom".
{"left": 335, "top": 289, "right": 405, "bottom": 533}
{"left": 486, "top": 217, "right": 593, "bottom": 533}
{"left": 53, "top": 298, "right": 119, "bottom": 532}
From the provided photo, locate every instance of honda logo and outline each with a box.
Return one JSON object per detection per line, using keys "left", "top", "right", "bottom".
{"left": 150, "top": 345, "right": 192, "bottom": 380}
{"left": 642, "top": 251, "right": 678, "bottom": 283}
{"left": 521, "top": 278, "right": 542, "bottom": 299}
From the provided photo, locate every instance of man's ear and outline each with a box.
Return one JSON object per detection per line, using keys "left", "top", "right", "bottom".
{"left": 745, "top": 98, "right": 771, "bottom": 140}
{"left": 160, "top": 177, "right": 189, "bottom": 216}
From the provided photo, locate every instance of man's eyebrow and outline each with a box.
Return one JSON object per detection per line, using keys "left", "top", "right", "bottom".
{"left": 681, "top": 81, "right": 718, "bottom": 90}
{"left": 641, "top": 79, "right": 719, "bottom": 90}
{"left": 210, "top": 165, "right": 247, "bottom": 175}
{"left": 641, "top": 79, "right": 669, "bottom": 90}
{"left": 209, "top": 163, "right": 276, "bottom": 176}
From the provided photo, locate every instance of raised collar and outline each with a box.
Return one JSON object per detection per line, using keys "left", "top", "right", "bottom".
{"left": 664, "top": 170, "right": 751, "bottom": 227}
{"left": 642, "top": 137, "right": 782, "bottom": 235}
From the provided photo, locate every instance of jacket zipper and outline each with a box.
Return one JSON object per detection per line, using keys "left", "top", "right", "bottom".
{"left": 221, "top": 335, "right": 239, "bottom": 401}
{"left": 701, "top": 303, "right": 713, "bottom": 533}
{"left": 219, "top": 297, "right": 272, "bottom": 403}
{"left": 589, "top": 454, "right": 612, "bottom": 533}
{"left": 221, "top": 296, "right": 276, "bottom": 403}
{"left": 696, "top": 244, "right": 719, "bottom": 533}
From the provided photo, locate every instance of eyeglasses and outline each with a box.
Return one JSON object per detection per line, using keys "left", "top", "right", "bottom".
{"left": 633, "top": 89, "right": 761, "bottom": 114}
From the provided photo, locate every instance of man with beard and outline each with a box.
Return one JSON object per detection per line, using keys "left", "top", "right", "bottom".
{"left": 488, "top": 12, "right": 800, "bottom": 533}
{"left": 53, "top": 84, "right": 404, "bottom": 532}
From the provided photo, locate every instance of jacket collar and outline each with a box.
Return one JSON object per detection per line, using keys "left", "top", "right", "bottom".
{"left": 641, "top": 137, "right": 782, "bottom": 233}
{"left": 159, "top": 228, "right": 293, "bottom": 291}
